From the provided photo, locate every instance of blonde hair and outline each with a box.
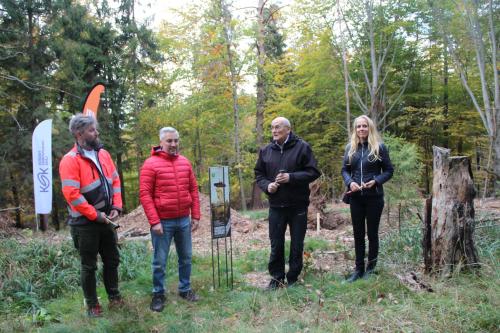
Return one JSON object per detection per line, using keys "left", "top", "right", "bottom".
{"left": 347, "top": 115, "right": 382, "bottom": 163}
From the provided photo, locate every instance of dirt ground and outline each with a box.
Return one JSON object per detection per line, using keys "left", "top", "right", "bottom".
{"left": 114, "top": 193, "right": 355, "bottom": 257}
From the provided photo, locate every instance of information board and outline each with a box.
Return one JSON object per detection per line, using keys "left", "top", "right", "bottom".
{"left": 209, "top": 166, "right": 231, "bottom": 239}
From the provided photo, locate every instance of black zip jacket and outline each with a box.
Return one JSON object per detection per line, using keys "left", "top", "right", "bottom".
{"left": 341, "top": 142, "right": 394, "bottom": 197}
{"left": 255, "top": 132, "right": 321, "bottom": 207}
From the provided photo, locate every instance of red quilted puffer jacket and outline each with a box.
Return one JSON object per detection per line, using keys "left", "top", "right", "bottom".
{"left": 139, "top": 146, "right": 201, "bottom": 226}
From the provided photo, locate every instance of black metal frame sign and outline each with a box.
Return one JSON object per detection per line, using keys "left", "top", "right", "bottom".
{"left": 209, "top": 166, "right": 233, "bottom": 289}
{"left": 209, "top": 166, "right": 231, "bottom": 239}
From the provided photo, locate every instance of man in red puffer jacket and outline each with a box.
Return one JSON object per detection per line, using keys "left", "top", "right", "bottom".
{"left": 139, "top": 127, "right": 201, "bottom": 312}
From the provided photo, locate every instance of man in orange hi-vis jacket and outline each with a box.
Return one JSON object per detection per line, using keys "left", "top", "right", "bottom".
{"left": 59, "top": 113, "right": 123, "bottom": 317}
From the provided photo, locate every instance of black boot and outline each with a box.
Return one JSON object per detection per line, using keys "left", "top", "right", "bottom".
{"left": 266, "top": 278, "right": 285, "bottom": 290}
{"left": 346, "top": 269, "right": 364, "bottom": 283}
{"left": 364, "top": 259, "right": 377, "bottom": 278}
{"left": 150, "top": 293, "right": 166, "bottom": 312}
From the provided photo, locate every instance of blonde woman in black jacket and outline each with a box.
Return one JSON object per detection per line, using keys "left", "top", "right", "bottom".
{"left": 341, "top": 115, "right": 394, "bottom": 282}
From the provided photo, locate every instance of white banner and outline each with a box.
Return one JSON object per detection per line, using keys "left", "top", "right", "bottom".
{"left": 32, "top": 119, "right": 52, "bottom": 214}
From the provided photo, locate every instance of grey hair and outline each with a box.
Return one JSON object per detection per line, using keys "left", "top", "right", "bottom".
{"left": 273, "top": 116, "right": 291, "bottom": 129}
{"left": 69, "top": 113, "right": 97, "bottom": 137}
{"left": 281, "top": 118, "right": 291, "bottom": 128}
{"left": 159, "top": 127, "right": 179, "bottom": 140}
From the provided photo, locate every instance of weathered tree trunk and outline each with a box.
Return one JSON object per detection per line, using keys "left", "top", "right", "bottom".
{"left": 429, "top": 146, "right": 479, "bottom": 276}
{"left": 250, "top": 0, "right": 266, "bottom": 210}
{"left": 422, "top": 197, "right": 432, "bottom": 273}
{"left": 39, "top": 214, "right": 48, "bottom": 231}
{"left": 52, "top": 195, "right": 60, "bottom": 231}
{"left": 116, "top": 152, "right": 127, "bottom": 214}
{"left": 220, "top": 0, "right": 246, "bottom": 210}
{"left": 442, "top": 43, "right": 449, "bottom": 148}
{"left": 10, "top": 171, "right": 22, "bottom": 228}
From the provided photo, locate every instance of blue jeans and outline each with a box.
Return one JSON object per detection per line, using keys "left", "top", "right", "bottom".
{"left": 151, "top": 216, "right": 192, "bottom": 294}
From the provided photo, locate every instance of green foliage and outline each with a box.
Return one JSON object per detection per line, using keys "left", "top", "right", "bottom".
{"left": 383, "top": 135, "right": 423, "bottom": 225}
{"left": 0, "top": 238, "right": 80, "bottom": 314}
{"left": 240, "top": 209, "right": 268, "bottom": 220}
{"left": 0, "top": 238, "right": 150, "bottom": 316}
{"left": 266, "top": 30, "right": 346, "bottom": 195}
{"left": 381, "top": 226, "right": 422, "bottom": 269}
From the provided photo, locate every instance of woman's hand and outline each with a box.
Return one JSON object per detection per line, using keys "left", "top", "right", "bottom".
{"left": 350, "top": 182, "right": 362, "bottom": 192}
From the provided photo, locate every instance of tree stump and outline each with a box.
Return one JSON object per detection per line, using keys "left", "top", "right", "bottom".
{"left": 426, "top": 146, "right": 479, "bottom": 275}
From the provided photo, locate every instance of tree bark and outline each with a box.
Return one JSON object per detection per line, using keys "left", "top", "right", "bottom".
{"left": 429, "top": 146, "right": 479, "bottom": 276}
{"left": 443, "top": 43, "right": 449, "bottom": 148}
{"left": 39, "top": 214, "right": 48, "bottom": 231}
{"left": 251, "top": 0, "right": 267, "bottom": 210}
{"left": 422, "top": 196, "right": 432, "bottom": 273}
{"left": 220, "top": 0, "right": 246, "bottom": 210}
{"left": 10, "top": 171, "right": 22, "bottom": 228}
{"left": 52, "top": 193, "right": 60, "bottom": 231}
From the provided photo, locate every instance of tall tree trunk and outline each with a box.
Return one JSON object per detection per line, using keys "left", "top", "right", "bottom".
{"left": 251, "top": 0, "right": 267, "bottom": 209}
{"left": 194, "top": 114, "right": 203, "bottom": 179}
{"left": 494, "top": 127, "right": 500, "bottom": 195}
{"left": 422, "top": 197, "right": 432, "bottom": 273}
{"left": 52, "top": 187, "right": 60, "bottom": 230}
{"left": 256, "top": 0, "right": 266, "bottom": 149}
{"left": 116, "top": 152, "right": 126, "bottom": 214}
{"left": 220, "top": 0, "right": 247, "bottom": 210}
{"left": 10, "top": 171, "right": 22, "bottom": 228}
{"left": 434, "top": 0, "right": 499, "bottom": 196}
{"left": 39, "top": 214, "right": 48, "bottom": 231}
{"left": 429, "top": 146, "right": 479, "bottom": 276}
{"left": 342, "top": 43, "right": 351, "bottom": 139}
{"left": 443, "top": 44, "right": 449, "bottom": 148}
{"left": 429, "top": 38, "right": 433, "bottom": 105}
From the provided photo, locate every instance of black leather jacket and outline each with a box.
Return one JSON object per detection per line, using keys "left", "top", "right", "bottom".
{"left": 255, "top": 132, "right": 321, "bottom": 207}
{"left": 341, "top": 142, "right": 394, "bottom": 197}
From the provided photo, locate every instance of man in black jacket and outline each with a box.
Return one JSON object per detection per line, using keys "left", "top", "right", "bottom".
{"left": 255, "top": 117, "right": 320, "bottom": 289}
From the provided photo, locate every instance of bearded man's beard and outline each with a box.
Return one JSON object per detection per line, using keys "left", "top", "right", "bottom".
{"left": 85, "top": 138, "right": 100, "bottom": 150}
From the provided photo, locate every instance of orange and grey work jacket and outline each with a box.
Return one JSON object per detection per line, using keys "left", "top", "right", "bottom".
{"left": 59, "top": 144, "right": 122, "bottom": 226}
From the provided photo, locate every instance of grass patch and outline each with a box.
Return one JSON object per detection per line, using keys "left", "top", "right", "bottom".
{"left": 240, "top": 209, "right": 268, "bottom": 220}
{"left": 0, "top": 217, "right": 498, "bottom": 332}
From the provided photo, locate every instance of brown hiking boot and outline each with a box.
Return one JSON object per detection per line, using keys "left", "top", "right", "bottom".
{"left": 179, "top": 290, "right": 199, "bottom": 302}
{"left": 109, "top": 296, "right": 125, "bottom": 310}
{"left": 87, "top": 303, "right": 103, "bottom": 318}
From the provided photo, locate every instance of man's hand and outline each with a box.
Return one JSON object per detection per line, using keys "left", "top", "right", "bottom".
{"left": 267, "top": 182, "right": 280, "bottom": 193}
{"left": 349, "top": 182, "right": 362, "bottom": 192}
{"left": 362, "top": 180, "right": 376, "bottom": 189}
{"left": 108, "top": 209, "right": 119, "bottom": 220}
{"left": 191, "top": 219, "right": 200, "bottom": 232}
{"left": 152, "top": 223, "right": 163, "bottom": 235}
{"left": 275, "top": 172, "right": 290, "bottom": 184}
{"left": 95, "top": 212, "right": 108, "bottom": 223}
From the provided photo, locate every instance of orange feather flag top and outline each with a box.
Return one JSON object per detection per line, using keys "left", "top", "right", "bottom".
{"left": 82, "top": 83, "right": 105, "bottom": 119}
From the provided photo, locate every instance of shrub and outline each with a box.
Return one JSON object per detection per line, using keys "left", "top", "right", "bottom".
{"left": 383, "top": 135, "right": 423, "bottom": 229}
{"left": 0, "top": 238, "right": 150, "bottom": 315}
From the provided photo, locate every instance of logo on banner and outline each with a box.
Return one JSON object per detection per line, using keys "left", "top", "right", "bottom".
{"left": 32, "top": 118, "right": 52, "bottom": 214}
{"left": 36, "top": 141, "right": 51, "bottom": 192}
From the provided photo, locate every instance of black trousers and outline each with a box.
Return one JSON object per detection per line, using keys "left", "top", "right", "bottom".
{"left": 268, "top": 206, "right": 308, "bottom": 283}
{"left": 349, "top": 195, "right": 384, "bottom": 271}
{"left": 71, "top": 223, "right": 121, "bottom": 307}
